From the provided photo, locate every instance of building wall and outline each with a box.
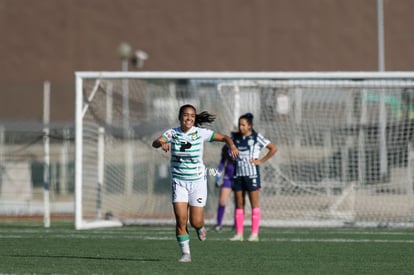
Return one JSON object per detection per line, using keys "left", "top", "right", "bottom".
{"left": 1, "top": 0, "right": 414, "bottom": 122}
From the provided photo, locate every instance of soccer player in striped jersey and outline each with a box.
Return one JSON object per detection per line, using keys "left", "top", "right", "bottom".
{"left": 152, "top": 104, "right": 238, "bottom": 262}
{"left": 229, "top": 113, "right": 277, "bottom": 242}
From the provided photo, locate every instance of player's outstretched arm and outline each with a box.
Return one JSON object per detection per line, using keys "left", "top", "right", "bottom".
{"left": 213, "top": 133, "right": 238, "bottom": 158}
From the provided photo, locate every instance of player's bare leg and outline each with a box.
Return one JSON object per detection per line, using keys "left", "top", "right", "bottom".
{"left": 174, "top": 203, "right": 191, "bottom": 262}
{"left": 190, "top": 205, "right": 206, "bottom": 241}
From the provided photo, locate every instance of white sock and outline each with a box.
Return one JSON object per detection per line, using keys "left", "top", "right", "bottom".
{"left": 179, "top": 240, "right": 190, "bottom": 254}
{"left": 177, "top": 234, "right": 191, "bottom": 255}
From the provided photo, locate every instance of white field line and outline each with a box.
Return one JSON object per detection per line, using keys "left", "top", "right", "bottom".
{"left": 2, "top": 227, "right": 414, "bottom": 235}
{"left": 1, "top": 233, "right": 414, "bottom": 243}
{"left": 261, "top": 238, "right": 414, "bottom": 243}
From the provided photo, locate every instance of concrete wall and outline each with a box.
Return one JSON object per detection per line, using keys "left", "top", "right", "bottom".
{"left": 1, "top": 0, "right": 414, "bottom": 122}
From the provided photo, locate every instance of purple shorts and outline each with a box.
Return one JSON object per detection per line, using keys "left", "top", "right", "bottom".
{"left": 221, "top": 179, "right": 233, "bottom": 189}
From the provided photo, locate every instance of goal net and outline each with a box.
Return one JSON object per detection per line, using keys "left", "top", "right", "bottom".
{"left": 75, "top": 72, "right": 414, "bottom": 229}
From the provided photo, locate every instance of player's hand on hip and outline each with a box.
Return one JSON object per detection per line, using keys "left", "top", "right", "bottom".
{"left": 250, "top": 158, "right": 262, "bottom": 165}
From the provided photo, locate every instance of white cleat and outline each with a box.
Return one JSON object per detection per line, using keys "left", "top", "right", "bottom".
{"left": 229, "top": 234, "right": 244, "bottom": 241}
{"left": 178, "top": 253, "right": 191, "bottom": 262}
{"left": 197, "top": 226, "right": 207, "bottom": 241}
{"left": 247, "top": 234, "right": 259, "bottom": 242}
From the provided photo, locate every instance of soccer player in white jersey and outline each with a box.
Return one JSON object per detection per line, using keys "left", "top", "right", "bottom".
{"left": 229, "top": 113, "right": 277, "bottom": 242}
{"left": 152, "top": 104, "right": 238, "bottom": 262}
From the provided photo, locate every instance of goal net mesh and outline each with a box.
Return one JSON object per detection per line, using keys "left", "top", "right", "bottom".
{"left": 75, "top": 72, "right": 414, "bottom": 228}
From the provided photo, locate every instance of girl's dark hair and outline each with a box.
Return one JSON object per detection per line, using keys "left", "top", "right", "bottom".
{"left": 178, "top": 104, "right": 216, "bottom": 127}
{"left": 239, "top": 112, "right": 256, "bottom": 133}
{"left": 239, "top": 112, "right": 254, "bottom": 125}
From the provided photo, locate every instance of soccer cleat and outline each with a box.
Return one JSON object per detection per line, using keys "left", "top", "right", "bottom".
{"left": 247, "top": 234, "right": 259, "bottom": 242}
{"left": 214, "top": 225, "right": 222, "bottom": 232}
{"left": 229, "top": 234, "right": 244, "bottom": 241}
{"left": 197, "top": 226, "right": 207, "bottom": 241}
{"left": 178, "top": 253, "right": 191, "bottom": 262}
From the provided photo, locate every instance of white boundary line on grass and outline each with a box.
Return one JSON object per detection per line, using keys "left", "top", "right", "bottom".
{"left": 1, "top": 232, "right": 414, "bottom": 244}
{"left": 263, "top": 238, "right": 414, "bottom": 243}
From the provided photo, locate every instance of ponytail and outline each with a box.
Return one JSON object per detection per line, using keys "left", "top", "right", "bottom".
{"left": 195, "top": 111, "right": 216, "bottom": 126}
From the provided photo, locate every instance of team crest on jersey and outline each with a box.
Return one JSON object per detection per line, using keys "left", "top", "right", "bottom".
{"left": 248, "top": 138, "right": 255, "bottom": 146}
{"left": 189, "top": 131, "right": 198, "bottom": 140}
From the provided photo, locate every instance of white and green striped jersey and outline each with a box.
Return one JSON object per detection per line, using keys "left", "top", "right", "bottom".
{"left": 162, "top": 126, "right": 215, "bottom": 182}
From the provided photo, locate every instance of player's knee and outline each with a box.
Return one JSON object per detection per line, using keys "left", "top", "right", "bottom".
{"left": 189, "top": 217, "right": 203, "bottom": 228}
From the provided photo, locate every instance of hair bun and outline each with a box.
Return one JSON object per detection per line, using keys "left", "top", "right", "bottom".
{"left": 244, "top": 113, "right": 254, "bottom": 119}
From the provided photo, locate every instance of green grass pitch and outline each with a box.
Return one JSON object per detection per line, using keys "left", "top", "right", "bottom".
{"left": 0, "top": 221, "right": 414, "bottom": 274}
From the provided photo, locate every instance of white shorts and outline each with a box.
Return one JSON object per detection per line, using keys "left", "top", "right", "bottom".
{"left": 171, "top": 177, "right": 207, "bottom": 207}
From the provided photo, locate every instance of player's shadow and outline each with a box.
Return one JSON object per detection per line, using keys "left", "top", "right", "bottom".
{"left": 8, "top": 254, "right": 160, "bottom": 262}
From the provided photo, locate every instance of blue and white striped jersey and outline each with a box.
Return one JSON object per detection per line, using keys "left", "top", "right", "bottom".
{"left": 162, "top": 126, "right": 215, "bottom": 181}
{"left": 233, "top": 131, "right": 270, "bottom": 176}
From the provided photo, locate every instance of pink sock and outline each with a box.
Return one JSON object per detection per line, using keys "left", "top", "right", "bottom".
{"left": 251, "top": 208, "right": 261, "bottom": 235}
{"left": 235, "top": 208, "right": 244, "bottom": 234}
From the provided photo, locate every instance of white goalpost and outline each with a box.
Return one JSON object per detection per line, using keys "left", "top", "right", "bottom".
{"left": 74, "top": 71, "right": 414, "bottom": 229}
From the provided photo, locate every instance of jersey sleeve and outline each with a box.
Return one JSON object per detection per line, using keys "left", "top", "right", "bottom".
{"left": 209, "top": 130, "right": 216, "bottom": 142}
{"left": 257, "top": 133, "right": 271, "bottom": 148}
{"left": 161, "top": 129, "right": 173, "bottom": 143}
{"left": 198, "top": 127, "right": 215, "bottom": 142}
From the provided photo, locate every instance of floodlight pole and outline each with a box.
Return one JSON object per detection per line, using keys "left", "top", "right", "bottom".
{"left": 118, "top": 42, "right": 133, "bottom": 195}
{"left": 118, "top": 42, "right": 131, "bottom": 131}
{"left": 377, "top": 0, "right": 388, "bottom": 179}
{"left": 43, "top": 81, "right": 51, "bottom": 228}
{"left": 377, "top": 0, "right": 385, "bottom": 71}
